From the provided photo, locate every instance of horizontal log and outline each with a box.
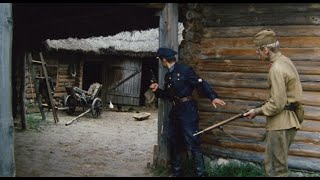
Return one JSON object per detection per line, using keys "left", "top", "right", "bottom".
{"left": 209, "top": 86, "right": 269, "bottom": 101}
{"left": 203, "top": 136, "right": 320, "bottom": 159}
{"left": 196, "top": 60, "right": 320, "bottom": 75}
{"left": 203, "top": 25, "right": 320, "bottom": 38}
{"left": 202, "top": 3, "right": 320, "bottom": 16}
{"left": 302, "top": 92, "right": 320, "bottom": 107}
{"left": 304, "top": 105, "right": 320, "bottom": 121}
{"left": 58, "top": 74, "right": 76, "bottom": 79}
{"left": 200, "top": 37, "right": 320, "bottom": 49}
{"left": 197, "top": 95, "right": 320, "bottom": 120}
{"left": 202, "top": 145, "right": 320, "bottom": 172}
{"left": 204, "top": 12, "right": 320, "bottom": 27}
{"left": 198, "top": 48, "right": 320, "bottom": 61}
{"left": 209, "top": 126, "right": 319, "bottom": 145}
{"left": 197, "top": 59, "right": 269, "bottom": 73}
{"left": 198, "top": 71, "right": 320, "bottom": 91}
{"left": 199, "top": 111, "right": 320, "bottom": 132}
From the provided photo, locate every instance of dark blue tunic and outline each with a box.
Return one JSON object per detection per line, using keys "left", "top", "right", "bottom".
{"left": 154, "top": 63, "right": 218, "bottom": 153}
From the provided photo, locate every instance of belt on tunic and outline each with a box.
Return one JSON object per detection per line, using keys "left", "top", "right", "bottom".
{"left": 173, "top": 96, "right": 193, "bottom": 105}
{"left": 283, "top": 103, "right": 296, "bottom": 111}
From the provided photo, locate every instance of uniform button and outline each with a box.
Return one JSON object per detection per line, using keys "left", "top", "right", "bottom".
{"left": 177, "top": 78, "right": 179, "bottom": 80}
{"left": 169, "top": 77, "right": 171, "bottom": 79}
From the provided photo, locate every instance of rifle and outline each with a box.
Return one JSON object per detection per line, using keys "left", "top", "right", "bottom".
{"left": 193, "top": 101, "right": 266, "bottom": 136}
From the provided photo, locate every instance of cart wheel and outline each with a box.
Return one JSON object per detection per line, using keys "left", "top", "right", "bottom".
{"left": 91, "top": 98, "right": 102, "bottom": 118}
{"left": 64, "top": 95, "right": 76, "bottom": 115}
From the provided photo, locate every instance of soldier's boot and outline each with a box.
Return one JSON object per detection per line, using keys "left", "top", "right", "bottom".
{"left": 194, "top": 152, "right": 206, "bottom": 177}
{"left": 170, "top": 154, "right": 183, "bottom": 177}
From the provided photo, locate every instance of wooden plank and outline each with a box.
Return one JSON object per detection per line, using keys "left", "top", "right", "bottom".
{"left": 20, "top": 53, "right": 27, "bottom": 130}
{"left": 200, "top": 37, "right": 320, "bottom": 49}
{"left": 204, "top": 12, "right": 320, "bottom": 27}
{"left": 202, "top": 145, "right": 320, "bottom": 172}
{"left": 0, "top": 4, "right": 15, "bottom": 176}
{"left": 106, "top": 69, "right": 141, "bottom": 92}
{"left": 196, "top": 86, "right": 320, "bottom": 107}
{"left": 198, "top": 100, "right": 320, "bottom": 122}
{"left": 198, "top": 48, "right": 320, "bottom": 61}
{"left": 202, "top": 3, "right": 320, "bottom": 15}
{"left": 203, "top": 25, "right": 320, "bottom": 38}
{"left": 196, "top": 60, "right": 320, "bottom": 75}
{"left": 198, "top": 72, "right": 320, "bottom": 91}
{"left": 202, "top": 138, "right": 320, "bottom": 159}
{"left": 156, "top": 3, "right": 179, "bottom": 167}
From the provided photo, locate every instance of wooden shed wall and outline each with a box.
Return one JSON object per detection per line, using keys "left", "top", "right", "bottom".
{"left": 101, "top": 56, "right": 142, "bottom": 106}
{"left": 25, "top": 52, "right": 145, "bottom": 108}
{"left": 180, "top": 3, "right": 320, "bottom": 171}
{"left": 25, "top": 53, "right": 83, "bottom": 106}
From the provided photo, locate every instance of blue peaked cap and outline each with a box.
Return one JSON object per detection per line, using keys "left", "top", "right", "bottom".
{"left": 157, "top": 47, "right": 177, "bottom": 58}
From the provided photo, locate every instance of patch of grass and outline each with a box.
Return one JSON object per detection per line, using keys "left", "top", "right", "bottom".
{"left": 206, "top": 161, "right": 264, "bottom": 177}
{"left": 151, "top": 157, "right": 265, "bottom": 177}
{"left": 26, "top": 113, "right": 43, "bottom": 130}
{"left": 151, "top": 156, "right": 320, "bottom": 177}
{"left": 150, "top": 164, "right": 170, "bottom": 177}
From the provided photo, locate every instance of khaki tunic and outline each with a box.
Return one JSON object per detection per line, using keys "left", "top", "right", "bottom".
{"left": 255, "top": 51, "right": 302, "bottom": 131}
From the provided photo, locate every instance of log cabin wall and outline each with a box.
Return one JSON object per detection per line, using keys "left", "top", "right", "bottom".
{"left": 179, "top": 3, "right": 320, "bottom": 171}
{"left": 25, "top": 52, "right": 83, "bottom": 106}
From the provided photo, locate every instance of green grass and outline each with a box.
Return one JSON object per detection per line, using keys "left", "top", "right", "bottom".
{"left": 151, "top": 164, "right": 171, "bottom": 177}
{"left": 151, "top": 157, "right": 264, "bottom": 177}
{"left": 206, "top": 161, "right": 264, "bottom": 177}
{"left": 151, "top": 157, "right": 320, "bottom": 177}
{"left": 26, "top": 113, "right": 43, "bottom": 130}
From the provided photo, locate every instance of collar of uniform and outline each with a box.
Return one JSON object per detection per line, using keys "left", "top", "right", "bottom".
{"left": 168, "top": 62, "right": 176, "bottom": 73}
{"left": 270, "top": 51, "right": 282, "bottom": 63}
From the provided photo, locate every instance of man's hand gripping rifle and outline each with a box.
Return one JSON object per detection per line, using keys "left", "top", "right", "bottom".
{"left": 193, "top": 101, "right": 266, "bottom": 136}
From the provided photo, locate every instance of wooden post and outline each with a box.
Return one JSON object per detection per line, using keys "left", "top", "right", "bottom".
{"left": 20, "top": 52, "right": 27, "bottom": 130}
{"left": 156, "top": 3, "right": 179, "bottom": 166}
{"left": 0, "top": 3, "right": 16, "bottom": 177}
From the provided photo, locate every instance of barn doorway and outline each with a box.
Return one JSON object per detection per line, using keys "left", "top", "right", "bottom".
{"left": 83, "top": 61, "right": 103, "bottom": 91}
{"left": 140, "top": 58, "right": 159, "bottom": 107}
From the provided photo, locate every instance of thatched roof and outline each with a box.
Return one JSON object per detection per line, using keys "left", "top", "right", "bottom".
{"left": 45, "top": 23, "right": 184, "bottom": 58}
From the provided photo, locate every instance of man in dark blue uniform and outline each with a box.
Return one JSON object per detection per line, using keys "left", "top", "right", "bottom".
{"left": 150, "top": 47, "right": 226, "bottom": 177}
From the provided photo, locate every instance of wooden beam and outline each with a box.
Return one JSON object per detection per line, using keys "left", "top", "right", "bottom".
{"left": 155, "top": 3, "right": 179, "bottom": 167}
{"left": 0, "top": 3, "right": 15, "bottom": 177}
{"left": 20, "top": 52, "right": 27, "bottom": 130}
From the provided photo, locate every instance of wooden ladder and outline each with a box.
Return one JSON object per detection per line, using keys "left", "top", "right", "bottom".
{"left": 27, "top": 52, "right": 59, "bottom": 123}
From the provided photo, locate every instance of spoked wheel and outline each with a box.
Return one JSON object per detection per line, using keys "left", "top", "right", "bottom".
{"left": 64, "top": 95, "right": 76, "bottom": 115}
{"left": 91, "top": 98, "right": 103, "bottom": 118}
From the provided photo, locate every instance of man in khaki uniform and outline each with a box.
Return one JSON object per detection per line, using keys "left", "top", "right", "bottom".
{"left": 243, "top": 29, "right": 303, "bottom": 177}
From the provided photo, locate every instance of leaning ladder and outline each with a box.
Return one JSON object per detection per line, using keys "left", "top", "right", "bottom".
{"left": 27, "top": 52, "right": 59, "bottom": 123}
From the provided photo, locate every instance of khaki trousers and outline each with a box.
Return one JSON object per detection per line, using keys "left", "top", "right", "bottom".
{"left": 264, "top": 128, "right": 297, "bottom": 177}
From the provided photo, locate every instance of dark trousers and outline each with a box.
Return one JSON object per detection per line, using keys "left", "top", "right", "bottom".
{"left": 168, "top": 101, "right": 205, "bottom": 177}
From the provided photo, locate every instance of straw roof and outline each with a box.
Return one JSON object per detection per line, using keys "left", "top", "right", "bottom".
{"left": 45, "top": 23, "right": 184, "bottom": 58}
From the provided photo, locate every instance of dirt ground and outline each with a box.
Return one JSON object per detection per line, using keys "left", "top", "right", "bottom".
{"left": 14, "top": 106, "right": 158, "bottom": 177}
